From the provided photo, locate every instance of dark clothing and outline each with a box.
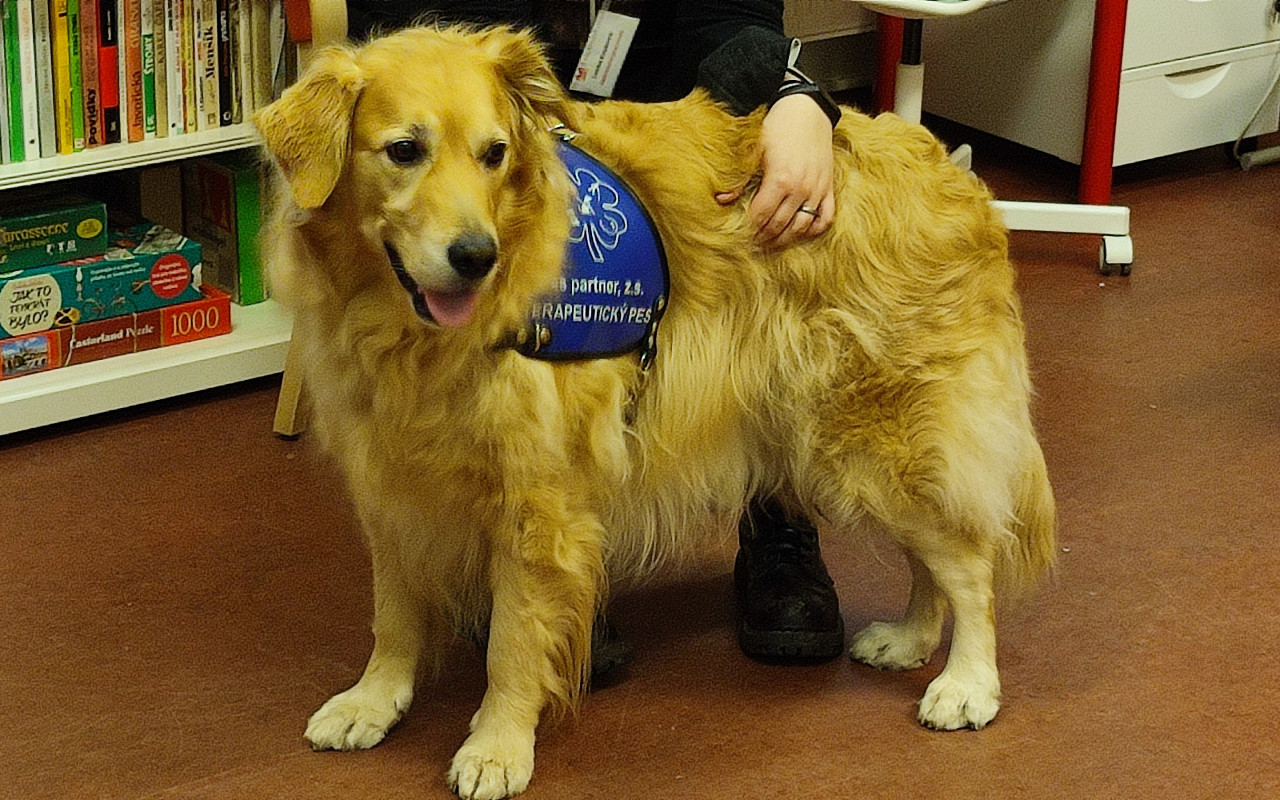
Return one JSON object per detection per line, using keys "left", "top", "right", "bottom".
{"left": 345, "top": 0, "right": 791, "bottom": 115}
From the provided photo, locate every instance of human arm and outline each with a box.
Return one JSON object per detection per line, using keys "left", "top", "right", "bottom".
{"left": 724, "top": 91, "right": 836, "bottom": 248}
{"left": 671, "top": 2, "right": 839, "bottom": 248}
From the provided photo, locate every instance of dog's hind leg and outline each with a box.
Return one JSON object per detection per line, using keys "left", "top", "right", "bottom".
{"left": 305, "top": 541, "right": 434, "bottom": 751}
{"left": 850, "top": 551, "right": 946, "bottom": 671}
{"left": 863, "top": 529, "right": 1003, "bottom": 731}
{"left": 913, "top": 537, "right": 1002, "bottom": 730}
{"left": 448, "top": 498, "right": 603, "bottom": 800}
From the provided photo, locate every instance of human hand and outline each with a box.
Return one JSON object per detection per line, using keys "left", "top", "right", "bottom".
{"left": 716, "top": 93, "right": 836, "bottom": 249}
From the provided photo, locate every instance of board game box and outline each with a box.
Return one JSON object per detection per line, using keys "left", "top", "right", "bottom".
{"left": 0, "top": 285, "right": 233, "bottom": 381}
{"left": 0, "top": 223, "right": 204, "bottom": 338}
{"left": 0, "top": 192, "right": 109, "bottom": 270}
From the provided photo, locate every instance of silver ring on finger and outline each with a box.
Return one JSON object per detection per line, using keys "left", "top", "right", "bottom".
{"left": 796, "top": 204, "right": 818, "bottom": 216}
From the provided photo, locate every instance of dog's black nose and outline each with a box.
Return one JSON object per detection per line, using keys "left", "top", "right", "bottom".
{"left": 448, "top": 232, "right": 498, "bottom": 280}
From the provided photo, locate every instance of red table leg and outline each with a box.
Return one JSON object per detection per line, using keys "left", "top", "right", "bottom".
{"left": 1080, "top": 0, "right": 1129, "bottom": 205}
{"left": 874, "top": 15, "right": 905, "bottom": 115}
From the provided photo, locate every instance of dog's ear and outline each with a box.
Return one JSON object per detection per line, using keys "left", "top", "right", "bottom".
{"left": 482, "top": 26, "right": 569, "bottom": 129}
{"left": 254, "top": 47, "right": 365, "bottom": 210}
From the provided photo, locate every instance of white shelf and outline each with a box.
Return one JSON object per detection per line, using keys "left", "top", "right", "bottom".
{"left": 0, "top": 299, "right": 293, "bottom": 436}
{"left": 0, "top": 124, "right": 261, "bottom": 190}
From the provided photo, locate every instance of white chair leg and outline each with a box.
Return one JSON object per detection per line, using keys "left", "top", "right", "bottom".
{"left": 992, "top": 200, "right": 1129, "bottom": 236}
{"left": 895, "top": 62, "right": 925, "bottom": 125}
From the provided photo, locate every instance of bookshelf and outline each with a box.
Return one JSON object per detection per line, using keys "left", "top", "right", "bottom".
{"left": 0, "top": 291, "right": 291, "bottom": 435}
{"left": 0, "top": 128, "right": 293, "bottom": 437}
{"left": 0, "top": 123, "right": 261, "bottom": 190}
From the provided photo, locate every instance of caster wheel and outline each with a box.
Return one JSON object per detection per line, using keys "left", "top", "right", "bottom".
{"left": 1100, "top": 235, "right": 1133, "bottom": 276}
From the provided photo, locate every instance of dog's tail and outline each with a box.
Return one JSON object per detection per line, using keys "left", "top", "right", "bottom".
{"left": 998, "top": 444, "right": 1058, "bottom": 600}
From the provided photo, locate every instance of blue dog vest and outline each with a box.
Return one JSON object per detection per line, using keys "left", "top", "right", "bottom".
{"left": 514, "top": 139, "right": 669, "bottom": 368}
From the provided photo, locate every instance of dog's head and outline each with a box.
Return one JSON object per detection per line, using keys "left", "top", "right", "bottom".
{"left": 255, "top": 25, "right": 572, "bottom": 331}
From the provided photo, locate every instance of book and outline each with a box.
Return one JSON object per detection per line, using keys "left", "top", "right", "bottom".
{"left": 80, "top": 0, "right": 102, "bottom": 146}
{"left": 67, "top": 0, "right": 84, "bottom": 149}
{"left": 150, "top": 0, "right": 167, "bottom": 136}
{"left": 194, "top": 0, "right": 216, "bottom": 129}
{"left": 0, "top": 33, "right": 10, "bottom": 163}
{"left": 3, "top": 0, "right": 23, "bottom": 161}
{"left": 139, "top": 0, "right": 153, "bottom": 135}
{"left": 179, "top": 0, "right": 195, "bottom": 131}
{"left": 98, "top": 0, "right": 120, "bottom": 143}
{"left": 181, "top": 152, "right": 267, "bottom": 305}
{"left": 162, "top": 0, "right": 179, "bottom": 134}
{"left": 14, "top": 0, "right": 38, "bottom": 157}
{"left": 267, "top": 0, "right": 291, "bottom": 100}
{"left": 231, "top": 0, "right": 248, "bottom": 122}
{"left": 50, "top": 0, "right": 73, "bottom": 153}
{"left": 248, "top": 0, "right": 269, "bottom": 109}
{"left": 0, "top": 284, "right": 232, "bottom": 381}
{"left": 214, "top": 0, "right": 229, "bottom": 124}
{"left": 122, "top": 0, "right": 142, "bottom": 141}
{"left": 31, "top": 0, "right": 56, "bottom": 155}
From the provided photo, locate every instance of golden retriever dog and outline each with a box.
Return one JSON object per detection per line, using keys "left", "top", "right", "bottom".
{"left": 254, "top": 24, "right": 1056, "bottom": 800}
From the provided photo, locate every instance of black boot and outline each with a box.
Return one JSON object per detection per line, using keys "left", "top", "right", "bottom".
{"left": 734, "top": 499, "right": 844, "bottom": 661}
{"left": 590, "top": 614, "right": 634, "bottom": 683}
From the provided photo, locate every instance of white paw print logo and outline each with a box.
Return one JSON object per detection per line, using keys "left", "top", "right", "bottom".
{"left": 568, "top": 166, "right": 629, "bottom": 264}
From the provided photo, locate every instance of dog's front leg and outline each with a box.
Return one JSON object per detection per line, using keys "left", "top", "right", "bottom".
{"left": 306, "top": 542, "right": 433, "bottom": 751}
{"left": 448, "top": 503, "right": 602, "bottom": 800}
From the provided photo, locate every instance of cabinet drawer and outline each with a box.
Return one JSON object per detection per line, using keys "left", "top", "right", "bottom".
{"left": 1114, "top": 42, "right": 1280, "bottom": 164}
{"left": 1123, "top": 0, "right": 1279, "bottom": 69}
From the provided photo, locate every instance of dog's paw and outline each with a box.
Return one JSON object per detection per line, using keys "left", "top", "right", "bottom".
{"left": 849, "top": 620, "right": 937, "bottom": 671}
{"left": 305, "top": 682, "right": 413, "bottom": 751}
{"left": 447, "top": 730, "right": 535, "bottom": 800}
{"left": 917, "top": 672, "right": 1000, "bottom": 730}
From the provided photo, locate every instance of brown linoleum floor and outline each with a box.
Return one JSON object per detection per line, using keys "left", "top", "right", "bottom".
{"left": 3, "top": 126, "right": 1278, "bottom": 799}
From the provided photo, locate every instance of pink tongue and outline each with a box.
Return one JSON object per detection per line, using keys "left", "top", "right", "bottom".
{"left": 423, "top": 289, "right": 478, "bottom": 328}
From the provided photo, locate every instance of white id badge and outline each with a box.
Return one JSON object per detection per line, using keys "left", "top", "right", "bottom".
{"left": 569, "top": 10, "right": 640, "bottom": 97}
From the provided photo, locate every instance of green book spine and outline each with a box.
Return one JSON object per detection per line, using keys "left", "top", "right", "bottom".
{"left": 67, "top": 0, "right": 84, "bottom": 149}
{"left": 141, "top": 0, "right": 155, "bottom": 133}
{"left": 235, "top": 162, "right": 266, "bottom": 304}
{"left": 3, "top": 0, "right": 24, "bottom": 160}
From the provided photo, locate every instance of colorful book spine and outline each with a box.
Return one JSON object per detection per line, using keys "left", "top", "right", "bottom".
{"left": 122, "top": 0, "right": 142, "bottom": 141}
{"left": 50, "top": 0, "right": 73, "bottom": 153}
{"left": 232, "top": 0, "right": 248, "bottom": 121}
{"left": 3, "top": 0, "right": 23, "bottom": 161}
{"left": 31, "top": 0, "right": 56, "bottom": 155}
{"left": 163, "top": 0, "right": 179, "bottom": 134}
{"left": 0, "top": 33, "right": 10, "bottom": 163}
{"left": 214, "top": 0, "right": 229, "bottom": 125}
{"left": 67, "top": 0, "right": 84, "bottom": 149}
{"left": 98, "top": 0, "right": 119, "bottom": 143}
{"left": 139, "top": 0, "right": 153, "bottom": 135}
{"left": 14, "top": 0, "right": 38, "bottom": 157}
{"left": 267, "top": 0, "right": 289, "bottom": 99}
{"left": 80, "top": 0, "right": 102, "bottom": 146}
{"left": 249, "top": 0, "right": 269, "bottom": 109}
{"left": 195, "top": 0, "right": 216, "bottom": 130}
{"left": 151, "top": 0, "right": 167, "bottom": 135}
{"left": 179, "top": 0, "right": 194, "bottom": 131}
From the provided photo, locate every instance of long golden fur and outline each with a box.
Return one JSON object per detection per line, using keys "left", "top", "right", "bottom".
{"left": 255, "top": 24, "right": 1056, "bottom": 800}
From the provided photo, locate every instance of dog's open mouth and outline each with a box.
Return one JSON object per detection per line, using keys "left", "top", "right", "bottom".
{"left": 386, "top": 244, "right": 479, "bottom": 329}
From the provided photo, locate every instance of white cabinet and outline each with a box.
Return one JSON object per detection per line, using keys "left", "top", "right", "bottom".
{"left": 0, "top": 127, "right": 293, "bottom": 436}
{"left": 785, "top": 1, "right": 875, "bottom": 42}
{"left": 919, "top": 0, "right": 1280, "bottom": 166}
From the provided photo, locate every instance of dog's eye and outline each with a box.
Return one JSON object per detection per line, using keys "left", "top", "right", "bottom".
{"left": 386, "top": 139, "right": 424, "bottom": 165}
{"left": 482, "top": 141, "right": 508, "bottom": 169}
